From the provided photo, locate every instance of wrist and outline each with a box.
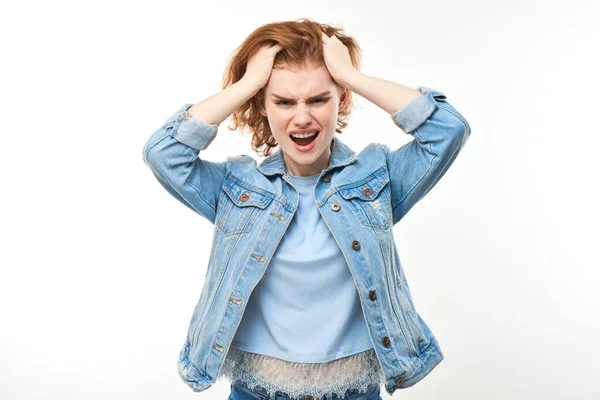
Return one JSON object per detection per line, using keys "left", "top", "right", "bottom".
{"left": 337, "top": 69, "right": 362, "bottom": 90}
{"left": 238, "top": 77, "right": 264, "bottom": 96}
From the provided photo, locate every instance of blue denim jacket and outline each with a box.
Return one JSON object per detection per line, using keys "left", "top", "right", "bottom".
{"left": 142, "top": 86, "right": 471, "bottom": 396}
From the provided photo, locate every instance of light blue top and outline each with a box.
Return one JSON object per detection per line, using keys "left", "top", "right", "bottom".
{"left": 230, "top": 171, "right": 374, "bottom": 363}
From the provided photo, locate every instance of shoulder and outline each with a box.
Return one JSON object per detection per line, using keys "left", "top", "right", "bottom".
{"left": 332, "top": 143, "right": 389, "bottom": 186}
{"left": 353, "top": 142, "right": 389, "bottom": 166}
{"left": 225, "top": 154, "right": 257, "bottom": 171}
{"left": 224, "top": 154, "right": 271, "bottom": 188}
{"left": 356, "top": 142, "right": 388, "bottom": 156}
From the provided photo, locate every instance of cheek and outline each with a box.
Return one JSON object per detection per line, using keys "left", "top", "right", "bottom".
{"left": 267, "top": 107, "right": 287, "bottom": 120}
{"left": 264, "top": 109, "right": 282, "bottom": 126}
{"left": 320, "top": 106, "right": 339, "bottom": 124}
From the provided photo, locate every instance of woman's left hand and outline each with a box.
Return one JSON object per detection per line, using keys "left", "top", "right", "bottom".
{"left": 320, "top": 31, "right": 357, "bottom": 88}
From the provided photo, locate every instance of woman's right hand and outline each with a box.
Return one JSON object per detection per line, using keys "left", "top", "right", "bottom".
{"left": 242, "top": 43, "right": 285, "bottom": 90}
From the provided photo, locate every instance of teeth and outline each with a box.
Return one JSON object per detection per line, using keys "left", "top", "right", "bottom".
{"left": 290, "top": 131, "right": 318, "bottom": 138}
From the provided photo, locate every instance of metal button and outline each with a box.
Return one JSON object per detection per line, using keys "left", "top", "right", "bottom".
{"left": 369, "top": 290, "right": 376, "bottom": 301}
{"left": 239, "top": 193, "right": 249, "bottom": 202}
{"left": 363, "top": 188, "right": 372, "bottom": 196}
{"left": 396, "top": 377, "right": 404, "bottom": 387}
{"left": 322, "top": 175, "right": 331, "bottom": 182}
{"left": 351, "top": 240, "right": 360, "bottom": 250}
{"left": 382, "top": 336, "right": 390, "bottom": 347}
{"left": 331, "top": 202, "right": 340, "bottom": 211}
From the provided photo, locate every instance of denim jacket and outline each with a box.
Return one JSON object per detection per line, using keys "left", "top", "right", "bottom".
{"left": 142, "top": 86, "right": 471, "bottom": 396}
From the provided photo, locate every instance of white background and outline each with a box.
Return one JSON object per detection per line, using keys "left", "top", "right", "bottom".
{"left": 1, "top": 0, "right": 599, "bottom": 399}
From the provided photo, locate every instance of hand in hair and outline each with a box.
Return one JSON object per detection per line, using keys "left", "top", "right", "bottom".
{"left": 242, "top": 43, "right": 285, "bottom": 90}
{"left": 320, "top": 31, "right": 358, "bottom": 89}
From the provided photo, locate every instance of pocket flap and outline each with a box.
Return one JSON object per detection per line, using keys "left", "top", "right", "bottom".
{"left": 222, "top": 177, "right": 273, "bottom": 209}
{"left": 338, "top": 170, "right": 390, "bottom": 201}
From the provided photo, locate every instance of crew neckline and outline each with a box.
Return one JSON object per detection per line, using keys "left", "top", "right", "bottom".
{"left": 287, "top": 171, "right": 321, "bottom": 186}
{"left": 288, "top": 172, "right": 321, "bottom": 179}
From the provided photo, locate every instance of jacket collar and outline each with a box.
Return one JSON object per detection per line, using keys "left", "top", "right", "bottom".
{"left": 256, "top": 136, "right": 358, "bottom": 176}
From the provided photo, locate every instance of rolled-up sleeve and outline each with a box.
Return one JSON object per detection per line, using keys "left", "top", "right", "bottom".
{"left": 142, "top": 104, "right": 226, "bottom": 223}
{"left": 385, "top": 87, "right": 471, "bottom": 223}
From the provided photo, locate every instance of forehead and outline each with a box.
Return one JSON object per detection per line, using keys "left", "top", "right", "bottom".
{"left": 265, "top": 63, "right": 337, "bottom": 98}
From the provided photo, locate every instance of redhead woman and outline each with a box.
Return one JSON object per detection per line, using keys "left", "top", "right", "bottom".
{"left": 142, "top": 18, "right": 471, "bottom": 400}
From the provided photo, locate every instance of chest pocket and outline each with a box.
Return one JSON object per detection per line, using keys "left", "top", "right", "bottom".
{"left": 338, "top": 169, "right": 392, "bottom": 230}
{"left": 216, "top": 177, "right": 273, "bottom": 237}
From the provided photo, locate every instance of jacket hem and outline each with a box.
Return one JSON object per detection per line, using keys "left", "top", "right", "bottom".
{"left": 177, "top": 341, "right": 213, "bottom": 392}
{"left": 384, "top": 338, "right": 444, "bottom": 395}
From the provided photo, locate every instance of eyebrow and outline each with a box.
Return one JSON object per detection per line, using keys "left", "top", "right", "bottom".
{"left": 271, "top": 91, "right": 331, "bottom": 100}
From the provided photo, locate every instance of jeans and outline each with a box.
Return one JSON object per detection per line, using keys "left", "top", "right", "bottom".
{"left": 228, "top": 381, "right": 383, "bottom": 400}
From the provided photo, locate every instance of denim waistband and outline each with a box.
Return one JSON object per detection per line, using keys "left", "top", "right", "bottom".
{"left": 231, "top": 381, "right": 381, "bottom": 400}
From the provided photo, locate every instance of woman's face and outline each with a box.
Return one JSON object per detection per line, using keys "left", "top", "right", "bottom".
{"left": 260, "top": 61, "right": 347, "bottom": 177}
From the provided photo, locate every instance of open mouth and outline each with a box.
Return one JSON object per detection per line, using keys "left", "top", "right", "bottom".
{"left": 289, "top": 131, "right": 319, "bottom": 146}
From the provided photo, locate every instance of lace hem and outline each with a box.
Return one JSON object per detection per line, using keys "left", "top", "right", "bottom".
{"left": 216, "top": 347, "right": 387, "bottom": 399}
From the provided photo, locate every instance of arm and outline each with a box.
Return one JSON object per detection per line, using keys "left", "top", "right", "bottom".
{"left": 342, "top": 72, "right": 471, "bottom": 223}
{"left": 341, "top": 71, "right": 424, "bottom": 116}
{"left": 142, "top": 78, "right": 260, "bottom": 223}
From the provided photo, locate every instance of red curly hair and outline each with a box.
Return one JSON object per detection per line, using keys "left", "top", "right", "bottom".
{"left": 221, "top": 18, "right": 363, "bottom": 157}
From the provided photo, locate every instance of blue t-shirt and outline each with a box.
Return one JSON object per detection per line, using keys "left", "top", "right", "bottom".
{"left": 231, "top": 171, "right": 374, "bottom": 362}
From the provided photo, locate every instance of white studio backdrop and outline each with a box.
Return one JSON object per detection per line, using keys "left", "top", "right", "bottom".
{"left": 1, "top": 0, "right": 599, "bottom": 399}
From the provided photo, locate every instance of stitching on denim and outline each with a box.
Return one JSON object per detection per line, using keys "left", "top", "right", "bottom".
{"left": 233, "top": 382, "right": 270, "bottom": 399}
{"left": 197, "top": 230, "right": 242, "bottom": 367}
{"left": 334, "top": 202, "right": 403, "bottom": 365}
{"left": 225, "top": 174, "right": 277, "bottom": 201}
{"left": 375, "top": 222, "right": 417, "bottom": 358}
{"left": 184, "top": 162, "right": 218, "bottom": 220}
{"left": 350, "top": 183, "right": 392, "bottom": 230}
{"left": 389, "top": 101, "right": 469, "bottom": 223}
{"left": 396, "top": 284, "right": 422, "bottom": 354}
{"left": 216, "top": 215, "right": 282, "bottom": 386}
{"left": 145, "top": 130, "right": 219, "bottom": 220}
{"left": 143, "top": 127, "right": 171, "bottom": 158}
{"left": 335, "top": 166, "right": 388, "bottom": 192}
{"left": 226, "top": 173, "right": 295, "bottom": 211}
{"left": 437, "top": 103, "right": 470, "bottom": 135}
{"left": 389, "top": 129, "right": 437, "bottom": 223}
{"left": 216, "top": 194, "right": 235, "bottom": 233}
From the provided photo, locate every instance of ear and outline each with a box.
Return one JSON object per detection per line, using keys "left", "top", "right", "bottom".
{"left": 338, "top": 88, "right": 349, "bottom": 111}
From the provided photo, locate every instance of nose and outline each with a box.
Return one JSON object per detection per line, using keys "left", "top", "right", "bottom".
{"left": 292, "top": 103, "right": 313, "bottom": 127}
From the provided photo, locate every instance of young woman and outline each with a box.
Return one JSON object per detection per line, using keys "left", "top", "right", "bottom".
{"left": 143, "top": 18, "right": 471, "bottom": 400}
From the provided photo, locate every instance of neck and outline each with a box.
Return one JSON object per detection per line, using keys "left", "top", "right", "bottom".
{"left": 284, "top": 146, "right": 332, "bottom": 177}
